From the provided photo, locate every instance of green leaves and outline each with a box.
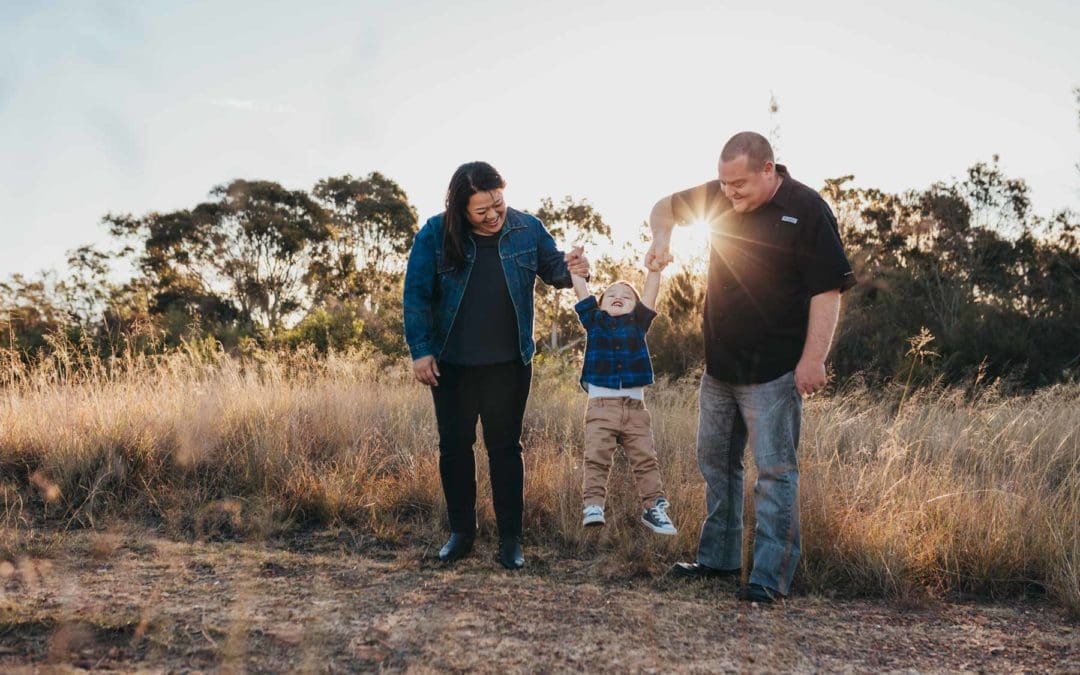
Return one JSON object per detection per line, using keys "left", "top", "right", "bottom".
{"left": 310, "top": 172, "right": 418, "bottom": 301}
{"left": 101, "top": 174, "right": 417, "bottom": 335}
{"left": 531, "top": 195, "right": 612, "bottom": 246}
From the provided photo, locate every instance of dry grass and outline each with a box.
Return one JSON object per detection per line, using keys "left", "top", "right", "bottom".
{"left": 1, "top": 342, "right": 1077, "bottom": 617}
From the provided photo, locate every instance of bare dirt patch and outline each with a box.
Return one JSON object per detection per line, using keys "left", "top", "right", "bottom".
{"left": 1, "top": 527, "right": 1076, "bottom": 673}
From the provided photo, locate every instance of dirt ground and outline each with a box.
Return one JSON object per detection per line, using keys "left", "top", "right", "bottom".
{"left": 0, "top": 527, "right": 1076, "bottom": 673}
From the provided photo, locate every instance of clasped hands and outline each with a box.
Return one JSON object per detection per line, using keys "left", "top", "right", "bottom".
{"left": 564, "top": 245, "right": 590, "bottom": 278}
{"left": 644, "top": 239, "right": 674, "bottom": 272}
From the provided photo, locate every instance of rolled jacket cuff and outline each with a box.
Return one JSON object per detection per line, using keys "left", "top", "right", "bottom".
{"left": 408, "top": 341, "right": 435, "bottom": 361}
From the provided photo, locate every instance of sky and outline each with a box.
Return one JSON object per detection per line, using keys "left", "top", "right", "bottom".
{"left": 2, "top": 0, "right": 1078, "bottom": 279}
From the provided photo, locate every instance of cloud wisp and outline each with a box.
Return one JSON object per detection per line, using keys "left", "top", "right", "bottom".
{"left": 208, "top": 98, "right": 295, "bottom": 114}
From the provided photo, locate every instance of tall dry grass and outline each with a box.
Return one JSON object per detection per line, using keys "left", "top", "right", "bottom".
{"left": 0, "top": 341, "right": 1077, "bottom": 615}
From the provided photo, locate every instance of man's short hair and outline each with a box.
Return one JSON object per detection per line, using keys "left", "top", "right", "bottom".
{"left": 720, "top": 132, "right": 774, "bottom": 171}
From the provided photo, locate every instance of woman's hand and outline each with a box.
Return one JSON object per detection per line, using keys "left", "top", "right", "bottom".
{"left": 413, "top": 355, "right": 441, "bottom": 386}
{"left": 565, "top": 245, "right": 590, "bottom": 277}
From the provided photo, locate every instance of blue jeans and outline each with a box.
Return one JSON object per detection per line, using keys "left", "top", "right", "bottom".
{"left": 695, "top": 370, "right": 802, "bottom": 595}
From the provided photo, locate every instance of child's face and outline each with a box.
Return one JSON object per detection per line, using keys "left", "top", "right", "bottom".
{"left": 600, "top": 283, "right": 637, "bottom": 316}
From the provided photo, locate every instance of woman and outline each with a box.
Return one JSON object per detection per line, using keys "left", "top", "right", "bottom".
{"left": 403, "top": 161, "right": 589, "bottom": 569}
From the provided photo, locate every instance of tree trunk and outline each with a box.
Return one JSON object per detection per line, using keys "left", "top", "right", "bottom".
{"left": 549, "top": 291, "right": 559, "bottom": 351}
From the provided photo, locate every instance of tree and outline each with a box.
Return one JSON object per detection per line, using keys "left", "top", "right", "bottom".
{"left": 961, "top": 158, "right": 1031, "bottom": 235}
{"left": 0, "top": 272, "right": 70, "bottom": 354}
{"left": 768, "top": 91, "right": 781, "bottom": 159}
{"left": 56, "top": 245, "right": 115, "bottom": 328}
{"left": 530, "top": 196, "right": 613, "bottom": 352}
{"left": 309, "top": 172, "right": 418, "bottom": 303}
{"left": 107, "top": 180, "right": 331, "bottom": 333}
{"left": 212, "top": 180, "right": 331, "bottom": 330}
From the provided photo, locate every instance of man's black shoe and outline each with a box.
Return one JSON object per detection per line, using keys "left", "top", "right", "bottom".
{"left": 736, "top": 583, "right": 781, "bottom": 604}
{"left": 438, "top": 532, "right": 474, "bottom": 563}
{"left": 671, "top": 562, "right": 741, "bottom": 579}
{"left": 498, "top": 537, "right": 525, "bottom": 570}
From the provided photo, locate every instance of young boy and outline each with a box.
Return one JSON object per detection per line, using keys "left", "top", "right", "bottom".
{"left": 571, "top": 262, "right": 676, "bottom": 535}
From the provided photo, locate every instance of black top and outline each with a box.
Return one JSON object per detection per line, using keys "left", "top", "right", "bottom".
{"left": 671, "top": 165, "right": 856, "bottom": 384}
{"left": 440, "top": 231, "right": 520, "bottom": 365}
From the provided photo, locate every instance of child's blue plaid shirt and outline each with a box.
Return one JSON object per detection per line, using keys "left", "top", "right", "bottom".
{"left": 574, "top": 295, "right": 657, "bottom": 391}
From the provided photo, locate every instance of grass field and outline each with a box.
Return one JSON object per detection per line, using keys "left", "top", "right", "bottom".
{"left": 1, "top": 344, "right": 1076, "bottom": 620}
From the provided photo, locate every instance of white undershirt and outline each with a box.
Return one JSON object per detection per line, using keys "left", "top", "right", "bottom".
{"left": 587, "top": 383, "right": 645, "bottom": 400}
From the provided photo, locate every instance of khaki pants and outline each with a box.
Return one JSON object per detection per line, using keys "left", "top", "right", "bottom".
{"left": 583, "top": 397, "right": 665, "bottom": 509}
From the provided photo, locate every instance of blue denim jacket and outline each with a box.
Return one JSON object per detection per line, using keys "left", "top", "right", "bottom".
{"left": 403, "top": 207, "right": 572, "bottom": 364}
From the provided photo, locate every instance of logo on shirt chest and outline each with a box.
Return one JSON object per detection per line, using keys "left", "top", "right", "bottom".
{"left": 781, "top": 215, "right": 799, "bottom": 224}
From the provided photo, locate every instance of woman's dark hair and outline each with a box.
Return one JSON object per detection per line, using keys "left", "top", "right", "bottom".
{"left": 442, "top": 161, "right": 506, "bottom": 268}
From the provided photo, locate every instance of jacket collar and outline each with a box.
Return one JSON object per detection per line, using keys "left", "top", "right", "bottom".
{"left": 503, "top": 207, "right": 529, "bottom": 231}
{"left": 436, "top": 207, "right": 527, "bottom": 270}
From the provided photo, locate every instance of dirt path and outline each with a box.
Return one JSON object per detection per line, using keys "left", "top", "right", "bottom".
{"left": 1, "top": 528, "right": 1076, "bottom": 673}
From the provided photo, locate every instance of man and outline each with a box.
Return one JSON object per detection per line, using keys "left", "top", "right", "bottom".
{"left": 646, "top": 131, "right": 855, "bottom": 603}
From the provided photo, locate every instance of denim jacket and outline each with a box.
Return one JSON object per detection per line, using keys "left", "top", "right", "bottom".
{"left": 403, "top": 207, "right": 572, "bottom": 364}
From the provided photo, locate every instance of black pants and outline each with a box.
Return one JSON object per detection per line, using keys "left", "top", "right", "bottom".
{"left": 430, "top": 360, "right": 532, "bottom": 539}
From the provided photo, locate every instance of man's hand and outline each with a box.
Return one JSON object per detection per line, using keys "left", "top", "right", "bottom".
{"left": 645, "top": 238, "right": 673, "bottom": 272}
{"left": 412, "top": 355, "right": 440, "bottom": 386}
{"left": 794, "top": 358, "right": 827, "bottom": 396}
{"left": 796, "top": 290, "right": 841, "bottom": 397}
{"left": 565, "top": 245, "right": 590, "bottom": 277}
{"left": 644, "top": 252, "right": 673, "bottom": 272}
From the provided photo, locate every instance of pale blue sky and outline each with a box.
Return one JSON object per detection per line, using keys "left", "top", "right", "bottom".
{"left": 2, "top": 0, "right": 1078, "bottom": 277}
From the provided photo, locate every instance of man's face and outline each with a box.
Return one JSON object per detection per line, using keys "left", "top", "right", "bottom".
{"left": 719, "top": 154, "right": 777, "bottom": 213}
{"left": 465, "top": 189, "right": 507, "bottom": 234}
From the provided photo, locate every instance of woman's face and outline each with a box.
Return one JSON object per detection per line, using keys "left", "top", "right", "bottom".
{"left": 465, "top": 189, "right": 507, "bottom": 235}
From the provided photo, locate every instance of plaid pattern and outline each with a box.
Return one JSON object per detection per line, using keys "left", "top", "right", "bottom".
{"left": 575, "top": 296, "right": 657, "bottom": 391}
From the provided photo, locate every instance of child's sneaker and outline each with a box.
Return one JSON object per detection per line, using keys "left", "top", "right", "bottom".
{"left": 641, "top": 498, "right": 677, "bottom": 536}
{"left": 582, "top": 504, "right": 606, "bottom": 527}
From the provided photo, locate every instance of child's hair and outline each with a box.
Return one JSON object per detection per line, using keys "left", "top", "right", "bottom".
{"left": 599, "top": 280, "right": 642, "bottom": 305}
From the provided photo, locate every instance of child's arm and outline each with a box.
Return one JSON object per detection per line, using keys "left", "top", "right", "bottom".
{"left": 571, "top": 272, "right": 600, "bottom": 332}
{"left": 642, "top": 268, "right": 662, "bottom": 310}
{"left": 571, "top": 272, "right": 591, "bottom": 301}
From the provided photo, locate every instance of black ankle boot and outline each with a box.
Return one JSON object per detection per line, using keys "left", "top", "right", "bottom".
{"left": 498, "top": 537, "right": 524, "bottom": 570}
{"left": 438, "top": 532, "right": 474, "bottom": 563}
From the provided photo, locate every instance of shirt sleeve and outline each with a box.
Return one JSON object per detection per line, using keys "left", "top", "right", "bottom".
{"left": 796, "top": 199, "right": 857, "bottom": 296}
{"left": 671, "top": 180, "right": 730, "bottom": 226}
{"left": 633, "top": 301, "right": 658, "bottom": 332}
{"left": 574, "top": 295, "right": 601, "bottom": 332}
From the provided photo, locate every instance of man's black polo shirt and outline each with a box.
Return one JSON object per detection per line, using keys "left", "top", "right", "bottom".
{"left": 671, "top": 165, "right": 856, "bottom": 384}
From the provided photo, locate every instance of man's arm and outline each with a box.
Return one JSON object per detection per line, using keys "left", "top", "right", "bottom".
{"left": 646, "top": 196, "right": 678, "bottom": 270}
{"left": 646, "top": 182, "right": 719, "bottom": 269}
{"left": 794, "top": 289, "right": 841, "bottom": 396}
{"left": 641, "top": 268, "right": 662, "bottom": 309}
